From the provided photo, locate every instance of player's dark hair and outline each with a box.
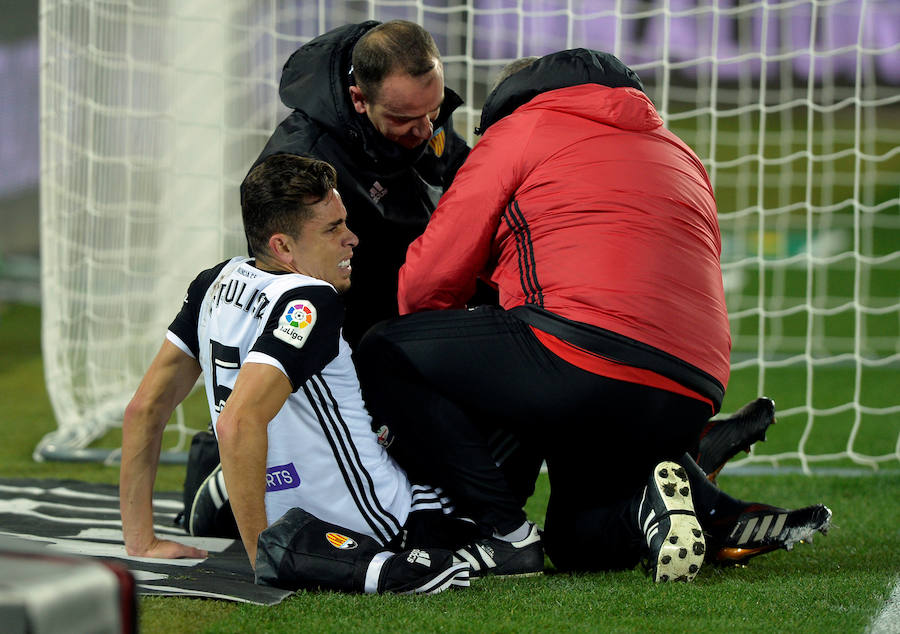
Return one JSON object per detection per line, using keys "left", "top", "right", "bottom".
{"left": 352, "top": 20, "right": 441, "bottom": 102}
{"left": 241, "top": 154, "right": 337, "bottom": 258}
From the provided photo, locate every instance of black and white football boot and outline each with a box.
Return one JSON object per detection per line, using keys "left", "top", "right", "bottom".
{"left": 454, "top": 522, "right": 544, "bottom": 578}
{"left": 705, "top": 503, "right": 832, "bottom": 566}
{"left": 374, "top": 549, "right": 471, "bottom": 594}
{"left": 187, "top": 463, "right": 239, "bottom": 538}
{"left": 637, "top": 461, "right": 706, "bottom": 582}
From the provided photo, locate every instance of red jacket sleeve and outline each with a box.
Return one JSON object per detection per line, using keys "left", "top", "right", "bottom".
{"left": 399, "top": 115, "right": 537, "bottom": 314}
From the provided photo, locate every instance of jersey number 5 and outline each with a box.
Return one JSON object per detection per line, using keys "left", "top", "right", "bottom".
{"left": 210, "top": 340, "right": 240, "bottom": 412}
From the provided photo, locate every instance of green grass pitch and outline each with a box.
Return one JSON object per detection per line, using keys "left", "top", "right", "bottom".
{"left": 1, "top": 302, "right": 898, "bottom": 632}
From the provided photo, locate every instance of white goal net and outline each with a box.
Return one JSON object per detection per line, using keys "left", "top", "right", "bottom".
{"left": 38, "top": 0, "right": 899, "bottom": 471}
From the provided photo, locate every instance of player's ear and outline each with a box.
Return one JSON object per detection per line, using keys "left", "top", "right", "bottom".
{"left": 348, "top": 85, "right": 368, "bottom": 114}
{"left": 268, "top": 234, "right": 293, "bottom": 265}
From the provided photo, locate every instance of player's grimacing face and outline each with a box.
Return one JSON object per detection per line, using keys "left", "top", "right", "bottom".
{"left": 289, "top": 190, "right": 358, "bottom": 293}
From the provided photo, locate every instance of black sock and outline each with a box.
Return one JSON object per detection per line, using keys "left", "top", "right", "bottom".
{"left": 675, "top": 453, "right": 747, "bottom": 525}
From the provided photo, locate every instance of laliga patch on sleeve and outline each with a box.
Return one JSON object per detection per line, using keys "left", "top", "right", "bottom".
{"left": 273, "top": 299, "right": 317, "bottom": 348}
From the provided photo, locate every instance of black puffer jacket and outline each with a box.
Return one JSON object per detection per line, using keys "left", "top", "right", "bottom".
{"left": 252, "top": 21, "right": 470, "bottom": 347}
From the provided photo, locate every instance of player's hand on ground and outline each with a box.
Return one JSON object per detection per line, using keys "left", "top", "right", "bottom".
{"left": 129, "top": 536, "right": 207, "bottom": 559}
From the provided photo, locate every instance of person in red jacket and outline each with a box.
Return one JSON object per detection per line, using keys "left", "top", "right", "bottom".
{"left": 355, "top": 50, "right": 831, "bottom": 582}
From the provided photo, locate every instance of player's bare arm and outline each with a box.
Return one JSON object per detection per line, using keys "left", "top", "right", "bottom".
{"left": 215, "top": 361, "right": 293, "bottom": 567}
{"left": 120, "top": 340, "right": 207, "bottom": 559}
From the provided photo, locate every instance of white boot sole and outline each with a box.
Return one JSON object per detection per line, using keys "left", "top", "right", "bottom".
{"left": 649, "top": 461, "right": 706, "bottom": 583}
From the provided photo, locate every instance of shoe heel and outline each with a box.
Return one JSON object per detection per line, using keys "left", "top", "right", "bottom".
{"left": 652, "top": 463, "right": 705, "bottom": 582}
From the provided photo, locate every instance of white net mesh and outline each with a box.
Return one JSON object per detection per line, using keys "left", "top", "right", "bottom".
{"left": 38, "top": 0, "right": 900, "bottom": 469}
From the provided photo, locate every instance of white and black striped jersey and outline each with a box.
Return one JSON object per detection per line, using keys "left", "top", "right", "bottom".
{"left": 166, "top": 256, "right": 414, "bottom": 545}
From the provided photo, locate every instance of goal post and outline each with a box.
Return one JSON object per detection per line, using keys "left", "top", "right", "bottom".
{"left": 38, "top": 0, "right": 900, "bottom": 471}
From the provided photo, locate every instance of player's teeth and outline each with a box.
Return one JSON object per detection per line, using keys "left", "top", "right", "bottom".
{"left": 339, "top": 259, "right": 350, "bottom": 268}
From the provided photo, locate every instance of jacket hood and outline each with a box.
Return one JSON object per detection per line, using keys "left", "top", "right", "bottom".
{"left": 279, "top": 21, "right": 374, "bottom": 138}
{"left": 477, "top": 48, "right": 646, "bottom": 134}
{"left": 278, "top": 21, "right": 463, "bottom": 167}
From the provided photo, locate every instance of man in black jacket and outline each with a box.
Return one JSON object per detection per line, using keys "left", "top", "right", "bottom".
{"left": 251, "top": 20, "right": 470, "bottom": 347}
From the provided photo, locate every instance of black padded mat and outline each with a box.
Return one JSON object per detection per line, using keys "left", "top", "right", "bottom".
{"left": 0, "top": 478, "right": 291, "bottom": 605}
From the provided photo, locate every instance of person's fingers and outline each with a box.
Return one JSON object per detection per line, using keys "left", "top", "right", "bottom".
{"left": 146, "top": 538, "right": 208, "bottom": 559}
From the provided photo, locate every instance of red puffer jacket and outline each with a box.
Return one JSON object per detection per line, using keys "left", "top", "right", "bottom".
{"left": 399, "top": 82, "right": 731, "bottom": 398}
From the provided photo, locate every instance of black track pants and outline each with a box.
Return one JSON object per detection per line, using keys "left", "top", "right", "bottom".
{"left": 355, "top": 306, "right": 710, "bottom": 570}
